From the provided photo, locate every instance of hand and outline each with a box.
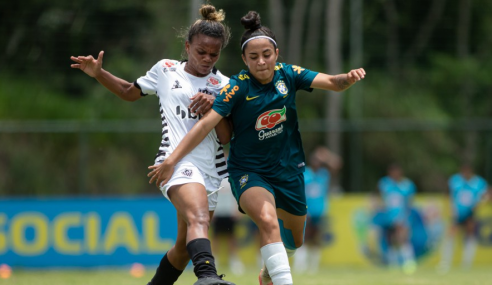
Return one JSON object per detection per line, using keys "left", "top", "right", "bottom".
{"left": 346, "top": 68, "right": 366, "bottom": 84}
{"left": 70, "top": 50, "right": 104, "bottom": 78}
{"left": 147, "top": 160, "right": 174, "bottom": 188}
{"left": 189, "top": 92, "right": 215, "bottom": 115}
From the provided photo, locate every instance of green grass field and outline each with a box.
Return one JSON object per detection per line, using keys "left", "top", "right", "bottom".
{"left": 3, "top": 266, "right": 492, "bottom": 285}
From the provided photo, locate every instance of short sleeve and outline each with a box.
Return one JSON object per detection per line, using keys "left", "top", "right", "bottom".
{"left": 378, "top": 178, "right": 387, "bottom": 194}
{"left": 286, "top": 63, "right": 319, "bottom": 92}
{"left": 478, "top": 177, "right": 488, "bottom": 195}
{"left": 448, "top": 175, "right": 460, "bottom": 193}
{"left": 212, "top": 77, "right": 244, "bottom": 117}
{"left": 408, "top": 180, "right": 416, "bottom": 196}
{"left": 134, "top": 61, "right": 161, "bottom": 96}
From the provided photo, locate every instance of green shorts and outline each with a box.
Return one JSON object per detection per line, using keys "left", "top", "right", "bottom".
{"left": 228, "top": 171, "right": 307, "bottom": 216}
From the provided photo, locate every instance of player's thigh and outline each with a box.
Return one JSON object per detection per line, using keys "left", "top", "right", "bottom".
{"left": 463, "top": 215, "right": 477, "bottom": 235}
{"left": 277, "top": 208, "right": 306, "bottom": 247}
{"left": 169, "top": 183, "right": 209, "bottom": 223}
{"left": 239, "top": 186, "right": 277, "bottom": 227}
{"left": 273, "top": 173, "right": 307, "bottom": 247}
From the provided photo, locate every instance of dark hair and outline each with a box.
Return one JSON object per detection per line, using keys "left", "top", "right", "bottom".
{"left": 240, "top": 11, "right": 277, "bottom": 53}
{"left": 182, "top": 4, "right": 231, "bottom": 50}
{"left": 387, "top": 163, "right": 402, "bottom": 172}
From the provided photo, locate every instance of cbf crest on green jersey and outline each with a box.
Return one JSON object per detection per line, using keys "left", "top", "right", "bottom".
{"left": 213, "top": 63, "right": 318, "bottom": 179}
{"left": 275, "top": 80, "right": 288, "bottom": 95}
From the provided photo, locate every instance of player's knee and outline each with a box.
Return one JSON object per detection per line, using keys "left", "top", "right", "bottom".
{"left": 186, "top": 211, "right": 211, "bottom": 229}
{"left": 257, "top": 211, "right": 280, "bottom": 233}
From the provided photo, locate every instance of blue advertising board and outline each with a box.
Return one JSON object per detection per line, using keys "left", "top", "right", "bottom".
{"left": 0, "top": 197, "right": 177, "bottom": 268}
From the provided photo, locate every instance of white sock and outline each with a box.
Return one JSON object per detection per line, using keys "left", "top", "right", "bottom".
{"left": 286, "top": 248, "right": 297, "bottom": 258}
{"left": 293, "top": 246, "right": 307, "bottom": 273}
{"left": 387, "top": 246, "right": 399, "bottom": 267}
{"left": 462, "top": 237, "right": 477, "bottom": 269}
{"left": 309, "top": 246, "right": 321, "bottom": 273}
{"left": 260, "top": 242, "right": 293, "bottom": 285}
{"left": 400, "top": 243, "right": 415, "bottom": 264}
{"left": 438, "top": 237, "right": 454, "bottom": 269}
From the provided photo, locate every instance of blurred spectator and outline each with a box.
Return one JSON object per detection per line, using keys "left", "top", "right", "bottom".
{"left": 377, "top": 164, "right": 417, "bottom": 273}
{"left": 212, "top": 178, "right": 245, "bottom": 275}
{"left": 294, "top": 146, "right": 341, "bottom": 274}
{"left": 437, "top": 164, "right": 489, "bottom": 272}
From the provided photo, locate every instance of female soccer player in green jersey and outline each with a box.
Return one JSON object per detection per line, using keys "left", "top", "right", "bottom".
{"left": 148, "top": 11, "right": 365, "bottom": 285}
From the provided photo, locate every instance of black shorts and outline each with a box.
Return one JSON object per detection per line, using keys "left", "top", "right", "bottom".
{"left": 306, "top": 215, "right": 325, "bottom": 231}
{"left": 212, "top": 216, "right": 236, "bottom": 235}
{"left": 455, "top": 210, "right": 476, "bottom": 226}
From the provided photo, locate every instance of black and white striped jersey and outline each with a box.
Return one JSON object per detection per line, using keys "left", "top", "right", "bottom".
{"left": 135, "top": 59, "right": 229, "bottom": 179}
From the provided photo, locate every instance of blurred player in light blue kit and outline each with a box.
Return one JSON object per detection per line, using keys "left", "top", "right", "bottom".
{"left": 294, "top": 146, "right": 341, "bottom": 274}
{"left": 437, "top": 164, "right": 489, "bottom": 272}
{"left": 378, "top": 164, "right": 416, "bottom": 272}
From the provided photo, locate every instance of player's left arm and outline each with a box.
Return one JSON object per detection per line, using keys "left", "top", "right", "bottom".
{"left": 478, "top": 181, "right": 490, "bottom": 204}
{"left": 484, "top": 187, "right": 492, "bottom": 203}
{"left": 311, "top": 68, "right": 366, "bottom": 92}
{"left": 215, "top": 117, "right": 232, "bottom": 145}
{"left": 148, "top": 110, "right": 225, "bottom": 187}
{"left": 408, "top": 180, "right": 417, "bottom": 207}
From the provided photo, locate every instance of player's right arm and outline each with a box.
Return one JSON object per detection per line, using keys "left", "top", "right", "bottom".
{"left": 147, "top": 79, "right": 243, "bottom": 187}
{"left": 70, "top": 50, "right": 141, "bottom": 102}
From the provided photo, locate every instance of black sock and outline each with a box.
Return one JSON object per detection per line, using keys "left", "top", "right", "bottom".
{"left": 148, "top": 252, "right": 183, "bottom": 285}
{"left": 186, "top": 238, "right": 218, "bottom": 279}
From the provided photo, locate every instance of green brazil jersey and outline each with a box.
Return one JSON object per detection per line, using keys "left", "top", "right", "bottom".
{"left": 212, "top": 62, "right": 319, "bottom": 179}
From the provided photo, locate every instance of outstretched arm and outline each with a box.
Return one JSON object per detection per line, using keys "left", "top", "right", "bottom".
{"left": 311, "top": 68, "right": 366, "bottom": 92}
{"left": 148, "top": 109, "right": 225, "bottom": 186}
{"left": 70, "top": 51, "right": 141, "bottom": 102}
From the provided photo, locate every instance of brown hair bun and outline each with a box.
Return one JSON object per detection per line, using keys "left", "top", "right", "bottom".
{"left": 200, "top": 4, "right": 225, "bottom": 22}
{"left": 241, "top": 11, "right": 261, "bottom": 30}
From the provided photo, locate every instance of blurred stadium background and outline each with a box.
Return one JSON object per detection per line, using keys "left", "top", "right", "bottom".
{"left": 1, "top": 0, "right": 492, "bottom": 284}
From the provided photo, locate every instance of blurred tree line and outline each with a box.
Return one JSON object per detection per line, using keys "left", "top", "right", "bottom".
{"left": 1, "top": 0, "right": 492, "bottom": 196}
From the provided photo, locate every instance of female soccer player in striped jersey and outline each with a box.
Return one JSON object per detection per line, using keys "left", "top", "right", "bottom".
{"left": 148, "top": 10, "right": 365, "bottom": 285}
{"left": 71, "top": 4, "right": 235, "bottom": 285}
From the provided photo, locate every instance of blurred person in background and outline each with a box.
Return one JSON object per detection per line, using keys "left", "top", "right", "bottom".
{"left": 437, "top": 164, "right": 490, "bottom": 272}
{"left": 71, "top": 4, "right": 236, "bottom": 285}
{"left": 378, "top": 164, "right": 417, "bottom": 273}
{"left": 294, "top": 146, "right": 341, "bottom": 274}
{"left": 148, "top": 10, "right": 365, "bottom": 285}
{"left": 212, "top": 152, "right": 245, "bottom": 276}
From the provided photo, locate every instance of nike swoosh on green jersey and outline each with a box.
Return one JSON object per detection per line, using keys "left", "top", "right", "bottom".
{"left": 246, "top": 95, "right": 260, "bottom": 101}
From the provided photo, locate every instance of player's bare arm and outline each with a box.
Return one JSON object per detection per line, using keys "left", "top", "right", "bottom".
{"left": 215, "top": 117, "right": 232, "bottom": 145}
{"left": 70, "top": 50, "right": 141, "bottom": 102}
{"left": 189, "top": 92, "right": 232, "bottom": 144}
{"left": 147, "top": 110, "right": 224, "bottom": 187}
{"left": 311, "top": 68, "right": 366, "bottom": 92}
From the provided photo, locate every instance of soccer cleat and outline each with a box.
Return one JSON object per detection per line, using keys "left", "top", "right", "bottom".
{"left": 258, "top": 267, "right": 273, "bottom": 285}
{"left": 193, "top": 275, "right": 236, "bottom": 285}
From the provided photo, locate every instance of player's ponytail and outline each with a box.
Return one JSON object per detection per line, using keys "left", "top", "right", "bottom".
{"left": 182, "top": 4, "right": 231, "bottom": 50}
{"left": 200, "top": 4, "right": 225, "bottom": 22}
{"left": 240, "top": 11, "right": 277, "bottom": 53}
